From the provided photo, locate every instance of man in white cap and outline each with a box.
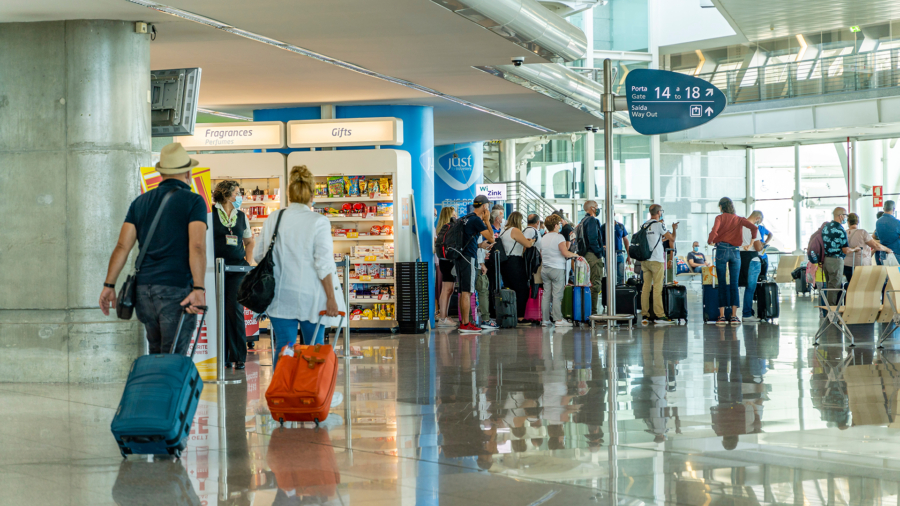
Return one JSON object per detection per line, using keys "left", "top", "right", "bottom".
{"left": 99, "top": 143, "right": 209, "bottom": 355}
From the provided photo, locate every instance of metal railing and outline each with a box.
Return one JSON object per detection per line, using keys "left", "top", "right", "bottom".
{"left": 571, "top": 48, "right": 900, "bottom": 105}
{"left": 698, "top": 49, "right": 900, "bottom": 104}
{"left": 497, "top": 179, "right": 559, "bottom": 218}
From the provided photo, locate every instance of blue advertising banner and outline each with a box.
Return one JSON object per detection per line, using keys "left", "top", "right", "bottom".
{"left": 624, "top": 69, "right": 726, "bottom": 135}
{"left": 434, "top": 142, "right": 483, "bottom": 220}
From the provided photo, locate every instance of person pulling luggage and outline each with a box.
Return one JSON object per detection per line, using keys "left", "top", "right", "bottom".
{"left": 99, "top": 142, "right": 208, "bottom": 355}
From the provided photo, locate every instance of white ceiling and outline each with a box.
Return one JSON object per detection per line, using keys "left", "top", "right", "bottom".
{"left": 713, "top": 0, "right": 900, "bottom": 42}
{"left": 1, "top": 0, "right": 602, "bottom": 144}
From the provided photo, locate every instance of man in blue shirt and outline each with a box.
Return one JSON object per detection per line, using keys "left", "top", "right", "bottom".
{"left": 877, "top": 201, "right": 900, "bottom": 265}
{"left": 599, "top": 218, "right": 630, "bottom": 285}
{"left": 822, "top": 207, "right": 859, "bottom": 306}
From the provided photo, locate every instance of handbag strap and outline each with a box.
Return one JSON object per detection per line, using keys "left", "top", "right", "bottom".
{"left": 266, "top": 209, "right": 285, "bottom": 254}
{"left": 134, "top": 188, "right": 178, "bottom": 273}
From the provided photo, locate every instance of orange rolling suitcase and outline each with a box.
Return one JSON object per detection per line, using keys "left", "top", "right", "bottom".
{"left": 266, "top": 311, "right": 344, "bottom": 426}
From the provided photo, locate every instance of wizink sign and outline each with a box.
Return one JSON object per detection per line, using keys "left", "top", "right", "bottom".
{"left": 476, "top": 184, "right": 506, "bottom": 201}
{"left": 287, "top": 118, "right": 403, "bottom": 148}
{"left": 176, "top": 122, "right": 285, "bottom": 151}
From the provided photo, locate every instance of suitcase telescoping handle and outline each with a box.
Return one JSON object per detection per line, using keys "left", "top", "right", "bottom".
{"left": 171, "top": 305, "right": 208, "bottom": 358}
{"left": 313, "top": 310, "right": 347, "bottom": 345}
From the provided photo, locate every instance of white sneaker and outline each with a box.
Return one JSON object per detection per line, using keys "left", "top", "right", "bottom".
{"left": 436, "top": 318, "right": 457, "bottom": 328}
{"left": 555, "top": 320, "right": 573, "bottom": 327}
{"left": 541, "top": 320, "right": 554, "bottom": 327}
{"left": 742, "top": 316, "right": 761, "bottom": 323}
{"left": 330, "top": 391, "right": 344, "bottom": 408}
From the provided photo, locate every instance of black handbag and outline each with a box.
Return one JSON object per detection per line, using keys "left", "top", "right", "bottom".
{"left": 117, "top": 189, "right": 177, "bottom": 320}
{"left": 237, "top": 210, "right": 284, "bottom": 314}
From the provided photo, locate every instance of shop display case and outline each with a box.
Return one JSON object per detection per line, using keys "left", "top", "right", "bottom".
{"left": 288, "top": 149, "right": 412, "bottom": 330}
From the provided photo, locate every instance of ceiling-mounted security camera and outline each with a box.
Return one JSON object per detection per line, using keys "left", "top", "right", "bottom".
{"left": 585, "top": 125, "right": 594, "bottom": 131}
{"left": 591, "top": 127, "right": 599, "bottom": 133}
{"left": 512, "top": 56, "right": 525, "bottom": 67}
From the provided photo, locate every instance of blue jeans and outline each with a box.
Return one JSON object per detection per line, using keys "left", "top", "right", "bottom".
{"left": 742, "top": 258, "right": 761, "bottom": 317}
{"left": 616, "top": 251, "right": 626, "bottom": 285}
{"left": 690, "top": 266, "right": 703, "bottom": 273}
{"left": 715, "top": 245, "right": 741, "bottom": 310}
{"left": 269, "top": 317, "right": 325, "bottom": 369}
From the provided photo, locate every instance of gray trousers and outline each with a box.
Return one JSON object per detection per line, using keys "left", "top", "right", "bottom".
{"left": 135, "top": 284, "right": 196, "bottom": 355}
{"left": 823, "top": 256, "right": 845, "bottom": 306}
{"left": 542, "top": 266, "right": 566, "bottom": 322}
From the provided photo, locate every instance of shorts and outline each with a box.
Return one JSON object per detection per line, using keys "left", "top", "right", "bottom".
{"left": 453, "top": 256, "right": 477, "bottom": 293}
{"left": 439, "top": 258, "right": 456, "bottom": 283}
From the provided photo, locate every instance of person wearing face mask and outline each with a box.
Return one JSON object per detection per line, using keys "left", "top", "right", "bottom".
{"left": 212, "top": 180, "right": 255, "bottom": 369}
{"left": 686, "top": 242, "right": 710, "bottom": 273}
{"left": 821, "top": 207, "right": 860, "bottom": 306}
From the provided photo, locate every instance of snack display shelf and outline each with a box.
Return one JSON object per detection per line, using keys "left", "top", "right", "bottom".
{"left": 342, "top": 278, "right": 395, "bottom": 285}
{"left": 242, "top": 199, "right": 280, "bottom": 205}
{"left": 327, "top": 217, "right": 393, "bottom": 222}
{"left": 333, "top": 235, "right": 394, "bottom": 241}
{"left": 342, "top": 258, "right": 394, "bottom": 264}
{"left": 349, "top": 319, "right": 396, "bottom": 329}
{"left": 349, "top": 298, "right": 396, "bottom": 304}
{"left": 316, "top": 196, "right": 393, "bottom": 203}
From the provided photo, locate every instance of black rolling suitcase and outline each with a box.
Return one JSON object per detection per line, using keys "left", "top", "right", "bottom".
{"left": 663, "top": 284, "right": 688, "bottom": 323}
{"left": 494, "top": 255, "right": 517, "bottom": 328}
{"left": 615, "top": 285, "right": 640, "bottom": 319}
{"left": 755, "top": 282, "right": 780, "bottom": 321}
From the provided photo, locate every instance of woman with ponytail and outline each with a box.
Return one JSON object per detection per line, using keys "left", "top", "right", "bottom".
{"left": 253, "top": 165, "right": 345, "bottom": 389}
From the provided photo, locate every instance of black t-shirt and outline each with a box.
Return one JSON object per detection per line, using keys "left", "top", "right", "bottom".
{"left": 124, "top": 179, "right": 208, "bottom": 287}
{"left": 461, "top": 213, "right": 488, "bottom": 259}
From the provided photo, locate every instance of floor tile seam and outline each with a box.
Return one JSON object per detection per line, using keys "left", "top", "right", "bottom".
{"left": 0, "top": 386, "right": 120, "bottom": 411}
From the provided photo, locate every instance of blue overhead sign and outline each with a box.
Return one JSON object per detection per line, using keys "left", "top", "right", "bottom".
{"left": 624, "top": 69, "right": 726, "bottom": 136}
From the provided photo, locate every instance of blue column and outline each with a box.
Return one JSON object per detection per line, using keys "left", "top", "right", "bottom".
{"left": 434, "top": 142, "right": 483, "bottom": 219}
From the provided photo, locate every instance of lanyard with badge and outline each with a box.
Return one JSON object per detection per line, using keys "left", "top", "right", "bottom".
{"left": 217, "top": 207, "right": 240, "bottom": 247}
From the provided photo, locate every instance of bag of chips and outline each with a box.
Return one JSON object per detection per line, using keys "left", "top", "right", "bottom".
{"left": 315, "top": 182, "right": 327, "bottom": 197}
{"left": 345, "top": 176, "right": 360, "bottom": 196}
{"left": 359, "top": 179, "right": 368, "bottom": 195}
{"left": 379, "top": 178, "right": 390, "bottom": 194}
{"left": 328, "top": 176, "right": 344, "bottom": 197}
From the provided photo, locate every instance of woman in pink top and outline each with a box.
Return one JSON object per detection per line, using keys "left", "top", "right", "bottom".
{"left": 707, "top": 197, "right": 758, "bottom": 326}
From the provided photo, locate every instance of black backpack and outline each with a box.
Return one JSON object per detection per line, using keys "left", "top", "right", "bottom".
{"left": 570, "top": 216, "right": 591, "bottom": 256}
{"left": 629, "top": 220, "right": 662, "bottom": 262}
{"left": 434, "top": 220, "right": 455, "bottom": 259}
{"left": 439, "top": 213, "right": 478, "bottom": 260}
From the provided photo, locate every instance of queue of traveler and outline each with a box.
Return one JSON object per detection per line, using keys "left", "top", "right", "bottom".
{"left": 99, "top": 143, "right": 343, "bottom": 366}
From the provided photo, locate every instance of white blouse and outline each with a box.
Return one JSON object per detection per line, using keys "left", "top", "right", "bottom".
{"left": 253, "top": 203, "right": 345, "bottom": 326}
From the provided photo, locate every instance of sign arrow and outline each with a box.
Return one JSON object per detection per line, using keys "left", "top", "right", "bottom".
{"left": 705, "top": 107, "right": 714, "bottom": 116}
{"left": 706, "top": 88, "right": 714, "bottom": 97}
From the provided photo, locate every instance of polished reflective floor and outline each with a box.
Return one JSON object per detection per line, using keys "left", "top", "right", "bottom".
{"left": 6, "top": 286, "right": 900, "bottom": 505}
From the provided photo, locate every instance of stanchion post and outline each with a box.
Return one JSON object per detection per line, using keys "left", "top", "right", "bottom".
{"left": 342, "top": 256, "right": 362, "bottom": 359}
{"left": 206, "top": 258, "right": 241, "bottom": 384}
{"left": 603, "top": 58, "right": 617, "bottom": 330}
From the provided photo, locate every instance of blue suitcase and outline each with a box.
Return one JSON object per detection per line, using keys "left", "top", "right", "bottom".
{"left": 572, "top": 286, "right": 592, "bottom": 323}
{"left": 111, "top": 307, "right": 206, "bottom": 458}
{"left": 702, "top": 284, "right": 732, "bottom": 322}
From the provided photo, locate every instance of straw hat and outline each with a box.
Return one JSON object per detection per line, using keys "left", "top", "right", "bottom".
{"left": 156, "top": 143, "right": 199, "bottom": 174}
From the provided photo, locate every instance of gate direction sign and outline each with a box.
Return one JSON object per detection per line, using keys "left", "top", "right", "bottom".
{"left": 624, "top": 69, "right": 727, "bottom": 136}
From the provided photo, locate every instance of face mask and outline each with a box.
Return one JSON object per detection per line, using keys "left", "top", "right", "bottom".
{"left": 842, "top": 218, "right": 847, "bottom": 225}
{"left": 234, "top": 195, "right": 243, "bottom": 208}
{"left": 693, "top": 246, "right": 699, "bottom": 252}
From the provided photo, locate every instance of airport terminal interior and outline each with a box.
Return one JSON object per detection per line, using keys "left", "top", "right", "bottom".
{"left": 6, "top": 0, "right": 900, "bottom": 504}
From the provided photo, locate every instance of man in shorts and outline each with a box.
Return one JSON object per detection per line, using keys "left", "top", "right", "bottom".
{"left": 453, "top": 195, "right": 495, "bottom": 333}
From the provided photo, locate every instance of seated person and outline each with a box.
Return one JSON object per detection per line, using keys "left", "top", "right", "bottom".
{"left": 686, "top": 241, "right": 710, "bottom": 273}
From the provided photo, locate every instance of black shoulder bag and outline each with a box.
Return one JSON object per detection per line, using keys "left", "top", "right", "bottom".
{"left": 237, "top": 210, "right": 285, "bottom": 314}
{"left": 116, "top": 189, "right": 178, "bottom": 320}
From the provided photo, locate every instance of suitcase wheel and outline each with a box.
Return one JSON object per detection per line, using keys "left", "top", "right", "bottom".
{"left": 279, "top": 417, "right": 284, "bottom": 427}
{"left": 168, "top": 448, "right": 182, "bottom": 459}
{"left": 314, "top": 418, "right": 320, "bottom": 427}
{"left": 120, "top": 449, "right": 127, "bottom": 459}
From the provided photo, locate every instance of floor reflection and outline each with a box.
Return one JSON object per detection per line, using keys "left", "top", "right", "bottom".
{"left": 98, "top": 293, "right": 900, "bottom": 505}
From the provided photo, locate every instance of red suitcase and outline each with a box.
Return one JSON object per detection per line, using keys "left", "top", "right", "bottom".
{"left": 266, "top": 311, "right": 344, "bottom": 426}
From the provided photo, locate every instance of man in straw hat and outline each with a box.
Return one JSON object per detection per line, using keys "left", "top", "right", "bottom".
{"left": 99, "top": 143, "right": 209, "bottom": 355}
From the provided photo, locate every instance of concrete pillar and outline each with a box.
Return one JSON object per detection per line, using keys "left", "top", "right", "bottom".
{"left": 794, "top": 144, "right": 803, "bottom": 255}
{"left": 584, "top": 132, "right": 596, "bottom": 199}
{"left": 499, "top": 139, "right": 516, "bottom": 182}
{"left": 856, "top": 139, "right": 883, "bottom": 230}
{"left": 0, "top": 21, "right": 150, "bottom": 382}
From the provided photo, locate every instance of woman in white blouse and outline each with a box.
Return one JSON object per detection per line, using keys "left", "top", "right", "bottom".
{"left": 254, "top": 165, "right": 344, "bottom": 369}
